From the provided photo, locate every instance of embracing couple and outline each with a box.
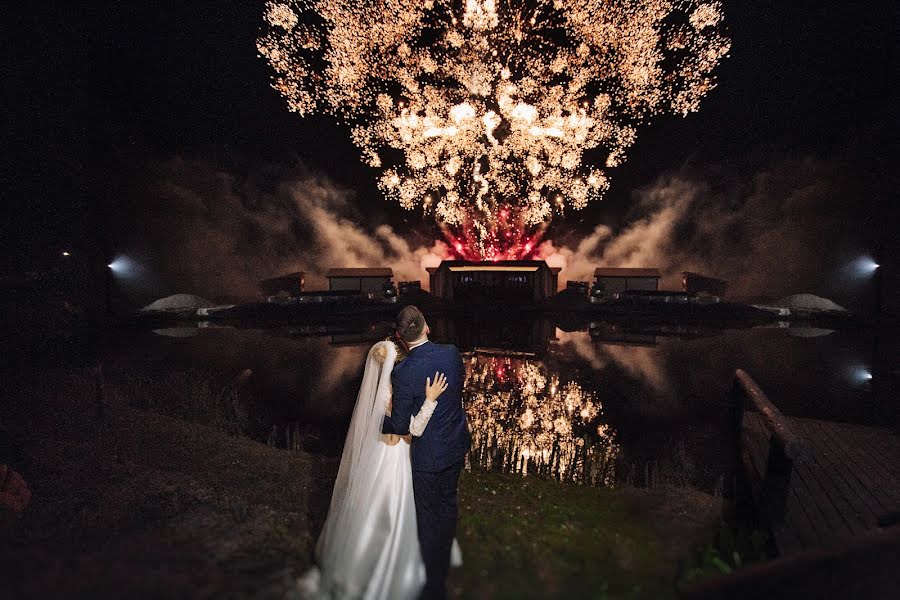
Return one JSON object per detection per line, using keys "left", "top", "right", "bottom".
{"left": 299, "top": 306, "right": 472, "bottom": 600}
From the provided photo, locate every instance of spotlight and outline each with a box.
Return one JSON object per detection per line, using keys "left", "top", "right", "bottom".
{"left": 850, "top": 366, "right": 873, "bottom": 384}
{"left": 852, "top": 256, "right": 880, "bottom": 276}
{"left": 107, "top": 255, "right": 139, "bottom": 278}
{"left": 62, "top": 251, "right": 71, "bottom": 257}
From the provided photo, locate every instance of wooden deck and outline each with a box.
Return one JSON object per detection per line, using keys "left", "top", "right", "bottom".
{"left": 742, "top": 411, "right": 900, "bottom": 555}
{"left": 684, "top": 369, "right": 900, "bottom": 598}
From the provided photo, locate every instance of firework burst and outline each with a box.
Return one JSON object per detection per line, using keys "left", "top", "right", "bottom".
{"left": 259, "top": 0, "right": 729, "bottom": 258}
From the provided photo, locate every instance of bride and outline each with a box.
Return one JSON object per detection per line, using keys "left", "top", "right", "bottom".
{"left": 298, "top": 339, "right": 460, "bottom": 599}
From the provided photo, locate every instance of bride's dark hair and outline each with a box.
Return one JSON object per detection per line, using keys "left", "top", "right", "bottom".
{"left": 391, "top": 329, "right": 410, "bottom": 356}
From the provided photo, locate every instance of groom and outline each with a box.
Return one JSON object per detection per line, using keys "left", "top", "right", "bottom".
{"left": 383, "top": 306, "right": 471, "bottom": 600}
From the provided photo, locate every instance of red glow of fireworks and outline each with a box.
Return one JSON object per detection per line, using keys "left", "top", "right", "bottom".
{"left": 443, "top": 210, "right": 545, "bottom": 260}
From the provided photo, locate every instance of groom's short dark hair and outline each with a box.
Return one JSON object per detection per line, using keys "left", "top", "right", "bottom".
{"left": 396, "top": 305, "right": 426, "bottom": 343}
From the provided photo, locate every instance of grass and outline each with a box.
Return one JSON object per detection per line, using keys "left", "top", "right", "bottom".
{"left": 451, "top": 471, "right": 721, "bottom": 599}
{"left": 1, "top": 370, "right": 723, "bottom": 599}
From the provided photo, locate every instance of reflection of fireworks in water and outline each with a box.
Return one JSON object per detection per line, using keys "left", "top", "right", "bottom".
{"left": 259, "top": 1, "right": 730, "bottom": 258}
{"left": 463, "top": 353, "right": 618, "bottom": 485}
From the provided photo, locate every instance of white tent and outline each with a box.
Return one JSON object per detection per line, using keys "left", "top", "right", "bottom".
{"left": 141, "top": 294, "right": 214, "bottom": 316}
{"left": 775, "top": 294, "right": 846, "bottom": 313}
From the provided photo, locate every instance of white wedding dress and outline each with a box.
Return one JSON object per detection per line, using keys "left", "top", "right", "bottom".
{"left": 297, "top": 341, "right": 461, "bottom": 600}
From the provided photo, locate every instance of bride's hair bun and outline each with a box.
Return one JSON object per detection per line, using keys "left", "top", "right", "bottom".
{"left": 372, "top": 342, "right": 388, "bottom": 363}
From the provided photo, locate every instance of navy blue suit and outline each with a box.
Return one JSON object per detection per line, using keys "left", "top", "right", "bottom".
{"left": 382, "top": 341, "right": 471, "bottom": 600}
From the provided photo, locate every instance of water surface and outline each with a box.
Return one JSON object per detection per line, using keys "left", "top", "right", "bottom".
{"left": 104, "top": 316, "right": 896, "bottom": 491}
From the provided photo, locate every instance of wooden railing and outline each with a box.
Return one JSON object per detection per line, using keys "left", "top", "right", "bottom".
{"left": 732, "top": 369, "right": 806, "bottom": 459}
{"left": 728, "top": 369, "right": 807, "bottom": 526}
{"left": 683, "top": 370, "right": 900, "bottom": 597}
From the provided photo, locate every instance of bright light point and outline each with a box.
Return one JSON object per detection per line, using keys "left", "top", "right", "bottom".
{"left": 851, "top": 256, "right": 880, "bottom": 277}
{"left": 62, "top": 251, "right": 71, "bottom": 257}
{"left": 107, "top": 255, "right": 139, "bottom": 278}
{"left": 850, "top": 366, "right": 873, "bottom": 384}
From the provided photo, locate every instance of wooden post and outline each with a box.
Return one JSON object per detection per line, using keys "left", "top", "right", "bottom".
{"left": 761, "top": 434, "right": 793, "bottom": 526}
{"left": 732, "top": 369, "right": 806, "bottom": 533}
{"left": 725, "top": 377, "right": 745, "bottom": 501}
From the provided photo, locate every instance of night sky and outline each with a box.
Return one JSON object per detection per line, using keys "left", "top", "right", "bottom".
{"left": 3, "top": 1, "right": 897, "bottom": 306}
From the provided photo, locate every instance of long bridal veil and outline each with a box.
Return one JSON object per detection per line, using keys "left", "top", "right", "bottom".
{"left": 300, "top": 341, "right": 426, "bottom": 600}
{"left": 316, "top": 341, "right": 397, "bottom": 576}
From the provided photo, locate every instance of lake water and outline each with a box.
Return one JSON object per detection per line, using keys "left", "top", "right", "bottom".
{"left": 103, "top": 315, "right": 896, "bottom": 492}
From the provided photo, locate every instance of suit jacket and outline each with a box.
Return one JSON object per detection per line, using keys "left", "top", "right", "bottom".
{"left": 382, "top": 341, "right": 472, "bottom": 472}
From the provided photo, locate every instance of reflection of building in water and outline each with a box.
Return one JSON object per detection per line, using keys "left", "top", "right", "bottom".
{"left": 588, "top": 322, "right": 657, "bottom": 347}
{"left": 463, "top": 352, "right": 618, "bottom": 486}
{"left": 588, "top": 320, "right": 716, "bottom": 346}
{"left": 428, "top": 260, "right": 560, "bottom": 304}
{"left": 430, "top": 316, "right": 555, "bottom": 355}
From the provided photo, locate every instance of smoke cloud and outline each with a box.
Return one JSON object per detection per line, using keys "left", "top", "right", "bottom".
{"left": 117, "top": 157, "right": 449, "bottom": 304}
{"left": 539, "top": 156, "right": 874, "bottom": 304}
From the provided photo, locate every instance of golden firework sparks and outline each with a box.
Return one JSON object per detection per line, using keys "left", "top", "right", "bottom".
{"left": 259, "top": 0, "right": 729, "bottom": 257}
{"left": 462, "top": 353, "right": 618, "bottom": 485}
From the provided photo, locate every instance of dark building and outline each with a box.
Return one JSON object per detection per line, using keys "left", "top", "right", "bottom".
{"left": 565, "top": 280, "right": 590, "bottom": 296}
{"left": 682, "top": 271, "right": 726, "bottom": 297}
{"left": 594, "top": 267, "right": 660, "bottom": 293}
{"left": 259, "top": 272, "right": 305, "bottom": 298}
{"left": 398, "top": 280, "right": 422, "bottom": 294}
{"left": 326, "top": 268, "right": 393, "bottom": 293}
{"left": 427, "top": 260, "right": 561, "bottom": 304}
{"left": 398, "top": 280, "right": 427, "bottom": 302}
{"left": 553, "top": 280, "right": 590, "bottom": 305}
